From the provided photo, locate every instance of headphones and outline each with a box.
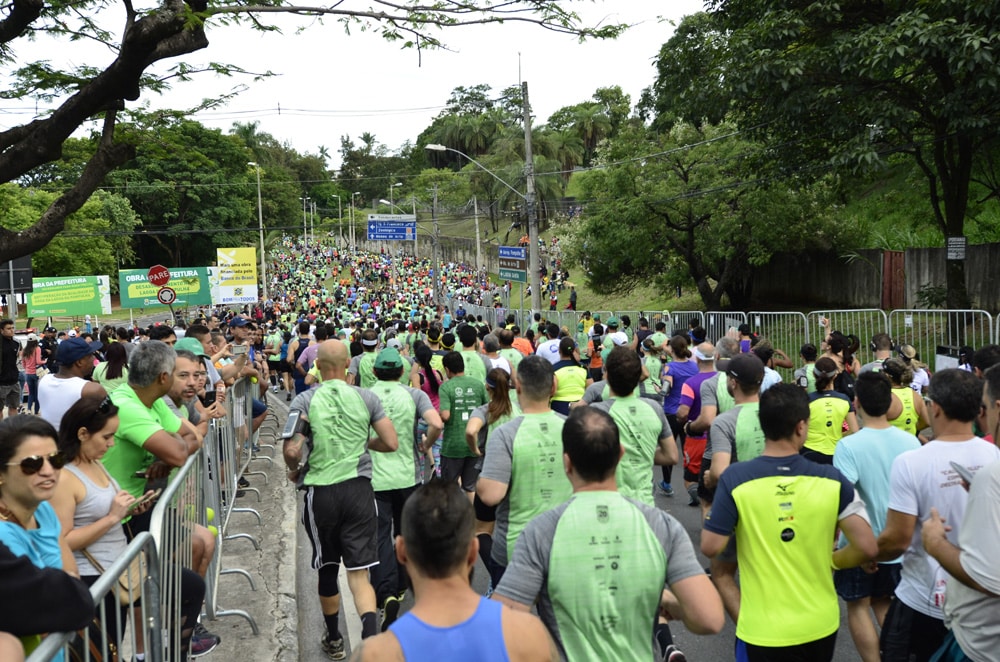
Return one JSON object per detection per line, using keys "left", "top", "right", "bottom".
{"left": 870, "top": 334, "right": 897, "bottom": 354}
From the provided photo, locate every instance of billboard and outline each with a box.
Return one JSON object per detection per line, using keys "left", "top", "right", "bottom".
{"left": 118, "top": 267, "right": 212, "bottom": 309}
{"left": 26, "top": 275, "right": 112, "bottom": 316}
{"left": 213, "top": 247, "right": 258, "bottom": 304}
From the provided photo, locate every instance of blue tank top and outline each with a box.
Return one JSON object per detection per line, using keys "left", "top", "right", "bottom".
{"left": 390, "top": 597, "right": 511, "bottom": 662}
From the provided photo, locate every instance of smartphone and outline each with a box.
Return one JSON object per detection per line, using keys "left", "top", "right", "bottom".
{"left": 950, "top": 461, "right": 975, "bottom": 485}
{"left": 201, "top": 391, "right": 217, "bottom": 407}
{"left": 128, "top": 488, "right": 162, "bottom": 512}
{"left": 134, "top": 470, "right": 148, "bottom": 478}
{"left": 231, "top": 343, "right": 249, "bottom": 356}
{"left": 281, "top": 409, "right": 302, "bottom": 440}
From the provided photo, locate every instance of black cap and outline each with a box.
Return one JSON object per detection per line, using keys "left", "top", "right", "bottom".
{"left": 725, "top": 354, "right": 764, "bottom": 386}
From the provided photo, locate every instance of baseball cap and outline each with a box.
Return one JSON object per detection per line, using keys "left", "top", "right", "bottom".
{"left": 44, "top": 326, "right": 57, "bottom": 333}
{"left": 606, "top": 316, "right": 618, "bottom": 327}
{"left": 67, "top": 329, "right": 78, "bottom": 338}
{"left": 229, "top": 317, "right": 249, "bottom": 328}
{"left": 175, "top": 337, "right": 208, "bottom": 358}
{"left": 609, "top": 331, "right": 629, "bottom": 346}
{"left": 725, "top": 354, "right": 764, "bottom": 386}
{"left": 386, "top": 338, "right": 402, "bottom": 350}
{"left": 26, "top": 333, "right": 38, "bottom": 342}
{"left": 374, "top": 347, "right": 403, "bottom": 369}
{"left": 56, "top": 337, "right": 103, "bottom": 364}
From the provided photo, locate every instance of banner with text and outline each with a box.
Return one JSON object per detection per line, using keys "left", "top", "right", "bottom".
{"left": 26, "top": 275, "right": 112, "bottom": 316}
{"left": 213, "top": 247, "right": 258, "bottom": 304}
{"left": 118, "top": 267, "right": 212, "bottom": 309}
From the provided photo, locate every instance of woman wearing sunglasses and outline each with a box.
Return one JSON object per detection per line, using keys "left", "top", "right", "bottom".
{"left": 0, "top": 414, "right": 80, "bottom": 659}
{"left": 50, "top": 395, "right": 155, "bottom": 658}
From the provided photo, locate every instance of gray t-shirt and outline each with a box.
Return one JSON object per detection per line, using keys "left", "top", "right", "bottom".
{"left": 289, "top": 384, "right": 386, "bottom": 481}
{"left": 581, "top": 379, "right": 609, "bottom": 405}
{"left": 701, "top": 374, "right": 722, "bottom": 408}
{"left": 496, "top": 492, "right": 703, "bottom": 658}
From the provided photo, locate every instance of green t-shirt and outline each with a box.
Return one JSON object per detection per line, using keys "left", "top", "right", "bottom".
{"left": 102, "top": 384, "right": 183, "bottom": 498}
{"left": 298, "top": 381, "right": 386, "bottom": 486}
{"left": 369, "top": 381, "right": 431, "bottom": 492}
{"left": 593, "top": 394, "right": 672, "bottom": 505}
{"left": 460, "top": 349, "right": 488, "bottom": 385}
{"left": 438, "top": 375, "right": 488, "bottom": 459}
{"left": 498, "top": 348, "right": 523, "bottom": 372}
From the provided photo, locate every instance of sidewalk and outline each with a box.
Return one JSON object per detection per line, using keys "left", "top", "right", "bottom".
{"left": 200, "top": 392, "right": 365, "bottom": 661}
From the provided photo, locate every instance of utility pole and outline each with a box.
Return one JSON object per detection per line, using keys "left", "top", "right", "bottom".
{"left": 412, "top": 196, "right": 418, "bottom": 259}
{"left": 474, "top": 195, "right": 482, "bottom": 273}
{"left": 431, "top": 183, "right": 440, "bottom": 307}
{"left": 522, "top": 81, "right": 541, "bottom": 313}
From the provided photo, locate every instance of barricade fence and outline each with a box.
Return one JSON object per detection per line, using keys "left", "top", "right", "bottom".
{"left": 26, "top": 532, "right": 163, "bottom": 662}
{"left": 29, "top": 377, "right": 264, "bottom": 662}
{"left": 436, "top": 306, "right": 1000, "bottom": 373}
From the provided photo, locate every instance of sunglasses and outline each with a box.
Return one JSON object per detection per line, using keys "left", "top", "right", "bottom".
{"left": 6, "top": 452, "right": 67, "bottom": 475}
{"left": 95, "top": 397, "right": 112, "bottom": 415}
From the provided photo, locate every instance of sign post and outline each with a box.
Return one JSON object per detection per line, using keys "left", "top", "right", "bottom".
{"left": 366, "top": 215, "right": 417, "bottom": 241}
{"left": 498, "top": 246, "right": 527, "bottom": 324}
{"left": 147, "top": 265, "right": 171, "bottom": 288}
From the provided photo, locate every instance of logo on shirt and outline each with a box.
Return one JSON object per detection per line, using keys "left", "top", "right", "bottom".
{"left": 774, "top": 483, "right": 795, "bottom": 496}
{"left": 596, "top": 505, "right": 609, "bottom": 523}
{"left": 780, "top": 527, "right": 795, "bottom": 542}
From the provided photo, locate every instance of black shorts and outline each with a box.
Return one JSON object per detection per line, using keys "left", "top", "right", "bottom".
{"left": 473, "top": 493, "right": 496, "bottom": 522}
{"left": 440, "top": 456, "right": 479, "bottom": 492}
{"left": 834, "top": 563, "right": 902, "bottom": 602}
{"left": 303, "top": 477, "right": 378, "bottom": 571}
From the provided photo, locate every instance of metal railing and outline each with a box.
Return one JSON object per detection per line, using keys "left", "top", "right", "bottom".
{"left": 888, "top": 309, "right": 994, "bottom": 371}
{"left": 26, "top": 533, "right": 163, "bottom": 662}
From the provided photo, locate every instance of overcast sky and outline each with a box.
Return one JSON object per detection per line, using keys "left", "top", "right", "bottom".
{"left": 5, "top": 0, "right": 706, "bottom": 169}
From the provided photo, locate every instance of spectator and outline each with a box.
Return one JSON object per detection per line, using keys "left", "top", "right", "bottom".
{"left": 92, "top": 341, "right": 129, "bottom": 394}
{"left": 20, "top": 334, "right": 42, "bottom": 416}
{"left": 37, "top": 337, "right": 107, "bottom": 431}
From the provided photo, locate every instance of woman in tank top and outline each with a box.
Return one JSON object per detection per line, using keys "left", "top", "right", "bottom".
{"left": 883, "top": 357, "right": 930, "bottom": 439}
{"left": 50, "top": 395, "right": 156, "bottom": 658}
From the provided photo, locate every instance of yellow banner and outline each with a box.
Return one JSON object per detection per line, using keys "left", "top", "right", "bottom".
{"left": 216, "top": 247, "right": 257, "bottom": 286}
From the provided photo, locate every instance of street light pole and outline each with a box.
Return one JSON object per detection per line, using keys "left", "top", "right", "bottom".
{"left": 390, "top": 181, "right": 402, "bottom": 209}
{"left": 300, "top": 196, "right": 310, "bottom": 246}
{"left": 425, "top": 140, "right": 541, "bottom": 313}
{"left": 332, "top": 194, "right": 342, "bottom": 248}
{"left": 351, "top": 192, "right": 361, "bottom": 247}
{"left": 249, "top": 161, "right": 267, "bottom": 302}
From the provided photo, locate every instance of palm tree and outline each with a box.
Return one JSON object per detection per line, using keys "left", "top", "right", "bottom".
{"left": 546, "top": 129, "right": 585, "bottom": 192}
{"left": 571, "top": 104, "right": 612, "bottom": 166}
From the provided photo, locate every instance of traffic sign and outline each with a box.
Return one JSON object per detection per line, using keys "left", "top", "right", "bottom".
{"left": 367, "top": 215, "right": 417, "bottom": 241}
{"left": 147, "top": 265, "right": 171, "bottom": 287}
{"left": 156, "top": 286, "right": 177, "bottom": 305}
{"left": 497, "top": 246, "right": 527, "bottom": 282}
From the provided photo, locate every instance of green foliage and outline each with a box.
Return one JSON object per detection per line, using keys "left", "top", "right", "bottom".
{"left": 558, "top": 121, "right": 843, "bottom": 309}
{"left": 0, "top": 186, "right": 136, "bottom": 286}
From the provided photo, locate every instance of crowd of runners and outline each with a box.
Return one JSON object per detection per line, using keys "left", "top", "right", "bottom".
{"left": 3, "top": 236, "right": 1000, "bottom": 662}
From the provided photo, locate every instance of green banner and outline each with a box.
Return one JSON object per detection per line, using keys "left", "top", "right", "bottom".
{"left": 26, "top": 275, "right": 111, "bottom": 316}
{"left": 118, "top": 267, "right": 211, "bottom": 309}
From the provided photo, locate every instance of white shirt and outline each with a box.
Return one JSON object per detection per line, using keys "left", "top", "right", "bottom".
{"left": 534, "top": 338, "right": 561, "bottom": 365}
{"left": 889, "top": 439, "right": 1000, "bottom": 619}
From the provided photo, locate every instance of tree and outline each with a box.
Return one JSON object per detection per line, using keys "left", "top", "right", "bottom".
{"left": 559, "top": 122, "right": 842, "bottom": 309}
{"left": 0, "top": 2, "right": 624, "bottom": 264}
{"left": 706, "top": 1, "right": 1000, "bottom": 308}
{"left": 638, "top": 12, "right": 732, "bottom": 131}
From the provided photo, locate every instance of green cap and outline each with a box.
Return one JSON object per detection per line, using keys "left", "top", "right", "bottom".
{"left": 175, "top": 337, "right": 208, "bottom": 358}
{"left": 606, "top": 316, "right": 619, "bottom": 327}
{"left": 374, "top": 347, "right": 404, "bottom": 369}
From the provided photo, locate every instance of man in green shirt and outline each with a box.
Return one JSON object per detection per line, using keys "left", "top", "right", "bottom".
{"left": 478, "top": 356, "right": 572, "bottom": 588}
{"left": 494, "top": 406, "right": 723, "bottom": 661}
{"left": 285, "top": 339, "right": 399, "bottom": 657}
{"left": 591, "top": 347, "right": 677, "bottom": 505}
{"left": 438, "top": 351, "right": 488, "bottom": 498}
{"left": 367, "top": 347, "right": 443, "bottom": 631}
{"left": 457, "top": 324, "right": 488, "bottom": 385}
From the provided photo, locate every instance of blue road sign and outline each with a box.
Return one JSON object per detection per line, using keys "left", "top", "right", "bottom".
{"left": 498, "top": 246, "right": 527, "bottom": 260}
{"left": 367, "top": 215, "right": 417, "bottom": 241}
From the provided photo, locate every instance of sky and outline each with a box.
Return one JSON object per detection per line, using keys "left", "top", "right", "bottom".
{"left": 2, "top": 0, "right": 706, "bottom": 169}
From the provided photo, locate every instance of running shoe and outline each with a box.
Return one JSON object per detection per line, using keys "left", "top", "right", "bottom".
{"left": 687, "top": 484, "right": 699, "bottom": 507}
{"left": 380, "top": 593, "right": 402, "bottom": 631}
{"left": 663, "top": 644, "right": 687, "bottom": 662}
{"left": 658, "top": 481, "right": 675, "bottom": 497}
{"left": 322, "top": 632, "right": 346, "bottom": 660}
{"left": 189, "top": 623, "right": 221, "bottom": 657}
{"left": 286, "top": 393, "right": 292, "bottom": 402}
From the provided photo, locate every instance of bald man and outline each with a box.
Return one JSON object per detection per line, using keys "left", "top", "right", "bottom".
{"left": 285, "top": 339, "right": 400, "bottom": 657}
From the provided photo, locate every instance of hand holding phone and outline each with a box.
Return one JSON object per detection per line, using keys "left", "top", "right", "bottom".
{"left": 128, "top": 488, "right": 162, "bottom": 513}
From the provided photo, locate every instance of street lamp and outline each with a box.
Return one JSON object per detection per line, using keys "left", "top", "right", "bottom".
{"left": 378, "top": 199, "right": 406, "bottom": 213}
{"left": 248, "top": 161, "right": 267, "bottom": 301}
{"left": 300, "top": 196, "right": 310, "bottom": 246}
{"left": 389, "top": 181, "right": 403, "bottom": 209}
{"left": 425, "top": 143, "right": 539, "bottom": 312}
{"left": 331, "top": 194, "right": 342, "bottom": 247}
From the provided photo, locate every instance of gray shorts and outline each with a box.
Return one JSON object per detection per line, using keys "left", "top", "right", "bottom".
{"left": 0, "top": 383, "right": 21, "bottom": 408}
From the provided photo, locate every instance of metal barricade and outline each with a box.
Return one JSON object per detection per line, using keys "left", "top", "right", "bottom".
{"left": 669, "top": 311, "right": 705, "bottom": 333}
{"left": 704, "top": 311, "right": 747, "bottom": 343}
{"left": 614, "top": 310, "right": 641, "bottom": 341}
{"left": 807, "top": 309, "right": 889, "bottom": 365}
{"left": 888, "top": 309, "right": 994, "bottom": 371}
{"left": 148, "top": 452, "right": 201, "bottom": 658}
{"left": 747, "top": 312, "right": 809, "bottom": 383}
{"left": 26, "top": 533, "right": 163, "bottom": 662}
